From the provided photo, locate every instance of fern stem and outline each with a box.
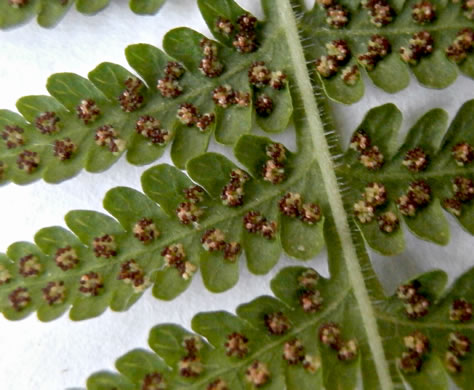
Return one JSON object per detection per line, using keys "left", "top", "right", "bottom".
{"left": 274, "top": 0, "right": 394, "bottom": 388}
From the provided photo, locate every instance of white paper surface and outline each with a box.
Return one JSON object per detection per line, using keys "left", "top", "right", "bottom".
{"left": 0, "top": 1, "right": 473, "bottom": 388}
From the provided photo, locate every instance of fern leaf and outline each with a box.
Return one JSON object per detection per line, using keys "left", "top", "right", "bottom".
{"left": 0, "top": 0, "right": 166, "bottom": 29}
{"left": 341, "top": 100, "right": 474, "bottom": 255}
{"left": 0, "top": 0, "right": 329, "bottom": 322}
{"left": 0, "top": 2, "right": 293, "bottom": 184}
{"left": 1, "top": 1, "right": 473, "bottom": 388}
{"left": 85, "top": 264, "right": 474, "bottom": 390}
{"left": 299, "top": 0, "right": 474, "bottom": 103}
{"left": 0, "top": 137, "right": 328, "bottom": 320}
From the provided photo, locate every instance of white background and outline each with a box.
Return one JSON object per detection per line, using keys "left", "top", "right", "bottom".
{"left": 0, "top": 0, "right": 473, "bottom": 388}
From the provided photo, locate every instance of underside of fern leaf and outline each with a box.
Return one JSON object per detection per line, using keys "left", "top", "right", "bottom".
{"left": 86, "top": 265, "right": 474, "bottom": 390}
{"left": 342, "top": 100, "right": 474, "bottom": 255}
{"left": 0, "top": 0, "right": 166, "bottom": 29}
{"left": 1, "top": 1, "right": 473, "bottom": 389}
{"left": 0, "top": 1, "right": 293, "bottom": 185}
{"left": 301, "top": 0, "right": 474, "bottom": 103}
{"left": 0, "top": 131, "right": 328, "bottom": 321}
{"left": 2, "top": 0, "right": 473, "bottom": 185}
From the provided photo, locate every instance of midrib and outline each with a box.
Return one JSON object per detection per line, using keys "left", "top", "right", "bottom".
{"left": 276, "top": 0, "right": 394, "bottom": 389}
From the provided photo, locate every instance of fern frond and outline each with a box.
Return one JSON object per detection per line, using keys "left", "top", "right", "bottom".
{"left": 0, "top": 0, "right": 166, "bottom": 29}
{"left": 85, "top": 265, "right": 474, "bottom": 390}
{"left": 0, "top": 135, "right": 327, "bottom": 321}
{"left": 0, "top": 1, "right": 292, "bottom": 185}
{"left": 1, "top": 1, "right": 473, "bottom": 388}
{"left": 341, "top": 100, "right": 474, "bottom": 255}
{"left": 299, "top": 0, "right": 474, "bottom": 103}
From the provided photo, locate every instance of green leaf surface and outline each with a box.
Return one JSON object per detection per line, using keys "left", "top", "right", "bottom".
{"left": 129, "top": 0, "right": 166, "bottom": 15}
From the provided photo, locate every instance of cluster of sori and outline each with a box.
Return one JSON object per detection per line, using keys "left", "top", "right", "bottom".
{"left": 135, "top": 115, "right": 171, "bottom": 145}
{"left": 350, "top": 129, "right": 385, "bottom": 170}
{"left": 2, "top": 215, "right": 161, "bottom": 310}
{"left": 94, "top": 125, "right": 126, "bottom": 154}
{"left": 177, "top": 102, "right": 215, "bottom": 132}
{"left": 157, "top": 61, "right": 185, "bottom": 98}
{"left": 317, "top": 0, "right": 471, "bottom": 29}
{"left": 248, "top": 61, "right": 287, "bottom": 117}
{"left": 315, "top": 39, "right": 360, "bottom": 85}
{"left": 443, "top": 176, "right": 474, "bottom": 216}
{"left": 161, "top": 243, "right": 196, "bottom": 280}
{"left": 220, "top": 169, "right": 250, "bottom": 207}
{"left": 2, "top": 110, "right": 73, "bottom": 174}
{"left": 397, "top": 174, "right": 473, "bottom": 220}
{"left": 215, "top": 12, "right": 259, "bottom": 54}
{"left": 353, "top": 182, "right": 401, "bottom": 234}
{"left": 117, "top": 259, "right": 150, "bottom": 293}
{"left": 315, "top": 0, "right": 350, "bottom": 28}
{"left": 201, "top": 228, "right": 241, "bottom": 262}
{"left": 361, "top": 0, "right": 394, "bottom": 27}
{"left": 178, "top": 336, "right": 204, "bottom": 378}
{"left": 445, "top": 331, "right": 472, "bottom": 373}
{"left": 297, "top": 269, "right": 324, "bottom": 314}
{"left": 261, "top": 142, "right": 288, "bottom": 184}
{"left": 212, "top": 84, "right": 250, "bottom": 109}
{"left": 397, "top": 280, "right": 432, "bottom": 319}
{"left": 279, "top": 192, "right": 323, "bottom": 225}
{"left": 357, "top": 35, "right": 391, "bottom": 71}
{"left": 446, "top": 28, "right": 474, "bottom": 63}
{"left": 443, "top": 141, "right": 474, "bottom": 216}
{"left": 319, "top": 323, "right": 359, "bottom": 361}
{"left": 316, "top": 0, "right": 395, "bottom": 29}
{"left": 78, "top": 97, "right": 122, "bottom": 155}
{"left": 395, "top": 180, "right": 431, "bottom": 218}
{"left": 399, "top": 31, "right": 434, "bottom": 65}
{"left": 118, "top": 77, "right": 145, "bottom": 112}
{"left": 398, "top": 330, "right": 431, "bottom": 373}
{"left": 243, "top": 210, "right": 278, "bottom": 240}
{"left": 397, "top": 280, "right": 472, "bottom": 374}
{"left": 457, "top": 0, "right": 474, "bottom": 20}
{"left": 176, "top": 185, "right": 206, "bottom": 226}
{"left": 199, "top": 38, "right": 224, "bottom": 78}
